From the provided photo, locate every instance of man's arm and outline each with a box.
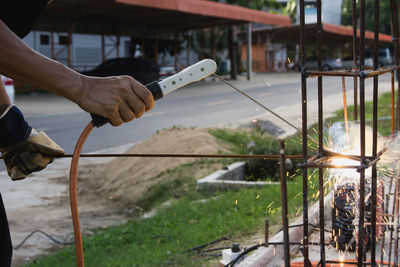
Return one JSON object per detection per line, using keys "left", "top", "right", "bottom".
{"left": 0, "top": 19, "right": 154, "bottom": 126}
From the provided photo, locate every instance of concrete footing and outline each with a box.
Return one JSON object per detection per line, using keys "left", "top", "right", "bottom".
{"left": 196, "top": 162, "right": 279, "bottom": 191}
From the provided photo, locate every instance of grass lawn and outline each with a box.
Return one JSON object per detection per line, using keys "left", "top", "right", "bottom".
{"left": 27, "top": 171, "right": 318, "bottom": 267}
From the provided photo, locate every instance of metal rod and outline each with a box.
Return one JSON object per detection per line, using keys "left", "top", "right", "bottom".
{"left": 352, "top": 0, "right": 358, "bottom": 121}
{"left": 306, "top": 68, "right": 396, "bottom": 78}
{"left": 390, "top": 0, "right": 400, "bottom": 131}
{"left": 380, "top": 184, "right": 386, "bottom": 265}
{"left": 394, "top": 163, "right": 400, "bottom": 266}
{"left": 0, "top": 154, "right": 304, "bottom": 160}
{"left": 358, "top": 0, "right": 367, "bottom": 264}
{"left": 371, "top": 2, "right": 380, "bottom": 264}
{"left": 300, "top": 0, "right": 309, "bottom": 264}
{"left": 388, "top": 162, "right": 396, "bottom": 266}
{"left": 392, "top": 71, "right": 395, "bottom": 137}
{"left": 342, "top": 76, "right": 349, "bottom": 134}
{"left": 301, "top": 164, "right": 364, "bottom": 169}
{"left": 279, "top": 140, "right": 290, "bottom": 267}
{"left": 316, "top": 0, "right": 325, "bottom": 263}
{"left": 265, "top": 219, "right": 269, "bottom": 247}
{"left": 213, "top": 74, "right": 301, "bottom": 133}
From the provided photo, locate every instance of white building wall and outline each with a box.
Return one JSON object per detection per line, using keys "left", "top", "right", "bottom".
{"left": 23, "top": 31, "right": 131, "bottom": 71}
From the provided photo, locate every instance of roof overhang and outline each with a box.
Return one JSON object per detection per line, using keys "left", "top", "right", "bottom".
{"left": 34, "top": 0, "right": 291, "bottom": 38}
{"left": 250, "top": 23, "right": 392, "bottom": 45}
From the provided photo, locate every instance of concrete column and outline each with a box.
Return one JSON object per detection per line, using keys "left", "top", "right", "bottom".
{"left": 116, "top": 33, "right": 120, "bottom": 58}
{"left": 247, "top": 23, "right": 252, "bottom": 80}
{"left": 67, "top": 18, "right": 76, "bottom": 68}
{"left": 228, "top": 26, "right": 238, "bottom": 80}
{"left": 101, "top": 29, "right": 105, "bottom": 63}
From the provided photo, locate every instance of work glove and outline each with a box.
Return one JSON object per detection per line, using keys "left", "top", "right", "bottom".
{"left": 0, "top": 105, "right": 65, "bottom": 180}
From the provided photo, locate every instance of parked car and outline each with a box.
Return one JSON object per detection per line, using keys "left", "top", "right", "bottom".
{"left": 289, "top": 56, "right": 342, "bottom": 71}
{"left": 365, "top": 48, "right": 393, "bottom": 66}
{"left": 1, "top": 75, "right": 14, "bottom": 104}
{"left": 159, "top": 66, "right": 176, "bottom": 78}
{"left": 82, "top": 57, "right": 160, "bottom": 85}
{"left": 341, "top": 56, "right": 373, "bottom": 69}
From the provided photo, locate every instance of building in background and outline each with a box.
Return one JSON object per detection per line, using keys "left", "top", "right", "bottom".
{"left": 275, "top": 0, "right": 343, "bottom": 25}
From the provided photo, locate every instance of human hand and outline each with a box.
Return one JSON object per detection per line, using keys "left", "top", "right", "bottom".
{"left": 78, "top": 75, "right": 154, "bottom": 126}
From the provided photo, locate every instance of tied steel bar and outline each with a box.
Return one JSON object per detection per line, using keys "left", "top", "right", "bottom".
{"left": 370, "top": 0, "right": 380, "bottom": 264}
{"left": 279, "top": 140, "right": 290, "bottom": 267}
{"left": 316, "top": 0, "right": 326, "bottom": 264}
{"left": 299, "top": 0, "right": 310, "bottom": 265}
{"left": 0, "top": 154, "right": 304, "bottom": 160}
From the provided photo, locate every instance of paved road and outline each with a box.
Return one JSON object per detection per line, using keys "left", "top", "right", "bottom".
{"left": 15, "top": 73, "right": 393, "bottom": 154}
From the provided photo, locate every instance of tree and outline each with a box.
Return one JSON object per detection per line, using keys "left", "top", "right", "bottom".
{"left": 341, "top": 0, "right": 392, "bottom": 35}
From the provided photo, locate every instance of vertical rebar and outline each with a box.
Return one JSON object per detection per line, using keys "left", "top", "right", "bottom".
{"left": 390, "top": 0, "right": 400, "bottom": 131}
{"left": 342, "top": 77, "right": 349, "bottom": 134}
{"left": 392, "top": 71, "right": 395, "bottom": 137}
{"left": 316, "top": 0, "right": 325, "bottom": 265}
{"left": 370, "top": 0, "right": 380, "bottom": 265}
{"left": 299, "top": 0, "right": 310, "bottom": 265}
{"left": 394, "top": 162, "right": 400, "bottom": 266}
{"left": 389, "top": 161, "right": 397, "bottom": 266}
{"left": 357, "top": 0, "right": 366, "bottom": 265}
{"left": 265, "top": 219, "right": 269, "bottom": 247}
{"left": 379, "top": 185, "right": 386, "bottom": 265}
{"left": 352, "top": 0, "right": 358, "bottom": 121}
{"left": 279, "top": 140, "right": 290, "bottom": 267}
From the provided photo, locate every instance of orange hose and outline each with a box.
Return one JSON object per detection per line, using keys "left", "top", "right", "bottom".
{"left": 69, "top": 122, "right": 94, "bottom": 267}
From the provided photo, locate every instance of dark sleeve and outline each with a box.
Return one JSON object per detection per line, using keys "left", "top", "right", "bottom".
{"left": 0, "top": 106, "right": 32, "bottom": 148}
{"left": 0, "top": 0, "right": 49, "bottom": 38}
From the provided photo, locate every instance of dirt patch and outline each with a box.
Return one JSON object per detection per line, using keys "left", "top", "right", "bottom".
{"left": 81, "top": 127, "right": 231, "bottom": 205}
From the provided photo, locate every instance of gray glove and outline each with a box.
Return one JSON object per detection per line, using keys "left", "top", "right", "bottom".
{"left": 1, "top": 129, "right": 65, "bottom": 180}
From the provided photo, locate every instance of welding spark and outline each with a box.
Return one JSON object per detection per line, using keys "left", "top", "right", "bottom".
{"left": 296, "top": 208, "right": 301, "bottom": 216}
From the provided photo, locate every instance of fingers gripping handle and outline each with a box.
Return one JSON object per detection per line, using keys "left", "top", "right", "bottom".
{"left": 90, "top": 81, "right": 163, "bottom": 127}
{"left": 90, "top": 59, "right": 217, "bottom": 127}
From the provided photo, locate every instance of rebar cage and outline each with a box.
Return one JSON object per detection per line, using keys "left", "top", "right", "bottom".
{"left": 275, "top": 0, "right": 400, "bottom": 266}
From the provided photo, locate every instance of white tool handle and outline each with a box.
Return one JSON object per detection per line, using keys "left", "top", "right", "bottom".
{"left": 158, "top": 59, "right": 217, "bottom": 95}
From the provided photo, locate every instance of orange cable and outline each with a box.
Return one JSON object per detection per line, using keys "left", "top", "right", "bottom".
{"left": 69, "top": 122, "right": 94, "bottom": 267}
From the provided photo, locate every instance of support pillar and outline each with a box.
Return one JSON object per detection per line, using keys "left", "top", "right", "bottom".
{"left": 228, "top": 27, "right": 238, "bottom": 80}
{"left": 266, "top": 33, "right": 272, "bottom": 72}
{"left": 174, "top": 35, "right": 178, "bottom": 72}
{"left": 247, "top": 23, "right": 252, "bottom": 80}
{"left": 116, "top": 33, "right": 120, "bottom": 58}
{"left": 154, "top": 39, "right": 159, "bottom": 64}
{"left": 186, "top": 32, "right": 191, "bottom": 67}
{"left": 101, "top": 29, "right": 105, "bottom": 63}
{"left": 67, "top": 18, "right": 76, "bottom": 68}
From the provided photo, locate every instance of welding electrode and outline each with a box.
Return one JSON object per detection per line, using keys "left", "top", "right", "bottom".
{"left": 70, "top": 59, "right": 217, "bottom": 267}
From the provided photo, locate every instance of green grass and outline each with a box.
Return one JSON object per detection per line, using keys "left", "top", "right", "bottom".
{"left": 27, "top": 172, "right": 317, "bottom": 267}
{"left": 326, "top": 91, "right": 396, "bottom": 136}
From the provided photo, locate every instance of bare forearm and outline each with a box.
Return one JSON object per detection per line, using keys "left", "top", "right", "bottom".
{"left": 0, "top": 20, "right": 83, "bottom": 104}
